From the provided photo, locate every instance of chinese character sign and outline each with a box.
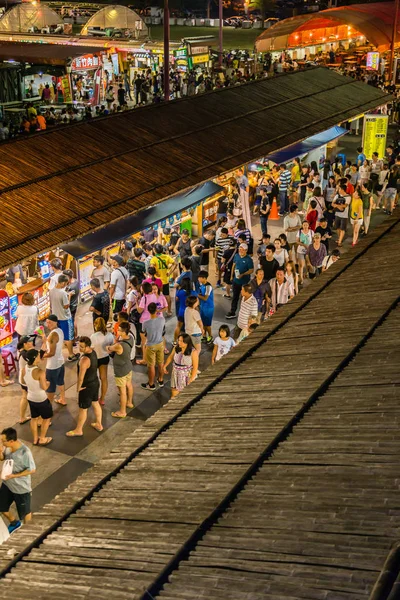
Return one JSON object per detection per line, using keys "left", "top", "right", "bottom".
{"left": 72, "top": 54, "right": 100, "bottom": 71}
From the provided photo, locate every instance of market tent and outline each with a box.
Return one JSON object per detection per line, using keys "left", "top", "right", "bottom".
{"left": 0, "top": 4, "right": 60, "bottom": 33}
{"left": 256, "top": 2, "right": 398, "bottom": 52}
{"left": 0, "top": 67, "right": 390, "bottom": 271}
{"left": 81, "top": 5, "right": 148, "bottom": 37}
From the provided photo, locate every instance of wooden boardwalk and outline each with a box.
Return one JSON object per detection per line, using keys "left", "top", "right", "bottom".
{"left": 0, "top": 215, "right": 399, "bottom": 600}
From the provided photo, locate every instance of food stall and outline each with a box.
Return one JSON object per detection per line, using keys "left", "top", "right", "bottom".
{"left": 16, "top": 278, "right": 51, "bottom": 321}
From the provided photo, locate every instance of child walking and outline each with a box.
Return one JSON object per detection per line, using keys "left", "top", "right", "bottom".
{"left": 212, "top": 325, "right": 236, "bottom": 364}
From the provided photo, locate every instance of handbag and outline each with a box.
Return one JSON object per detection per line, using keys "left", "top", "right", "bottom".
{"left": 1, "top": 459, "right": 13, "bottom": 480}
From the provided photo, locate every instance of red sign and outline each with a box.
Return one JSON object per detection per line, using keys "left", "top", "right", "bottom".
{"left": 72, "top": 54, "right": 100, "bottom": 71}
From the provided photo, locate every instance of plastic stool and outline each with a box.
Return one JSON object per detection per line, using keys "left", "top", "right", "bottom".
{"left": 1, "top": 350, "right": 17, "bottom": 377}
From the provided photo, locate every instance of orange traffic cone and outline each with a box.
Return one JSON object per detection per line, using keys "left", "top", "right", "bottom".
{"left": 269, "top": 198, "right": 279, "bottom": 220}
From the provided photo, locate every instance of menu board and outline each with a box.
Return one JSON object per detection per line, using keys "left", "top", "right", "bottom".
{"left": 79, "top": 257, "right": 94, "bottom": 301}
{"left": 366, "top": 52, "right": 380, "bottom": 71}
{"left": 33, "top": 282, "right": 51, "bottom": 320}
{"left": 362, "top": 114, "right": 388, "bottom": 159}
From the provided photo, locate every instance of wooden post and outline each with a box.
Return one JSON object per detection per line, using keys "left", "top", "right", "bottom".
{"left": 390, "top": 0, "right": 399, "bottom": 82}
{"left": 218, "top": 0, "right": 223, "bottom": 67}
{"left": 164, "top": 0, "right": 170, "bottom": 101}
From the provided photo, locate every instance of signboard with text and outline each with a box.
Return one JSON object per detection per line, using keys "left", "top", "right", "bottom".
{"left": 71, "top": 54, "right": 100, "bottom": 71}
{"left": 366, "top": 52, "right": 380, "bottom": 71}
{"left": 362, "top": 114, "right": 388, "bottom": 159}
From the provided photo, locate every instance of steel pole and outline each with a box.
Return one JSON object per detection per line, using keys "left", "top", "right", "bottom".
{"left": 164, "top": 0, "right": 170, "bottom": 101}
{"left": 390, "top": 0, "right": 399, "bottom": 82}
{"left": 218, "top": 0, "right": 223, "bottom": 67}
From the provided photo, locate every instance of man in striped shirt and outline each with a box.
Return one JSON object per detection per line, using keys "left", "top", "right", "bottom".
{"left": 269, "top": 268, "right": 294, "bottom": 312}
{"left": 278, "top": 164, "right": 291, "bottom": 216}
{"left": 235, "top": 284, "right": 259, "bottom": 339}
{"left": 215, "top": 228, "right": 234, "bottom": 286}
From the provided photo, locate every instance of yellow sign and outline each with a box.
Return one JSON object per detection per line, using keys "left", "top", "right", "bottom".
{"left": 362, "top": 114, "right": 388, "bottom": 159}
{"left": 192, "top": 53, "right": 209, "bottom": 65}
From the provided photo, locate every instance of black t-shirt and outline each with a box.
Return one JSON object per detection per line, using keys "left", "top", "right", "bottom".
{"left": 315, "top": 225, "right": 332, "bottom": 251}
{"left": 117, "top": 88, "right": 126, "bottom": 104}
{"left": 91, "top": 291, "right": 110, "bottom": 322}
{"left": 259, "top": 256, "right": 279, "bottom": 282}
{"left": 199, "top": 237, "right": 214, "bottom": 266}
{"left": 67, "top": 280, "right": 80, "bottom": 312}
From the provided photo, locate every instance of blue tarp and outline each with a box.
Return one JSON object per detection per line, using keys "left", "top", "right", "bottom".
{"left": 61, "top": 181, "right": 224, "bottom": 259}
{"left": 266, "top": 125, "right": 348, "bottom": 165}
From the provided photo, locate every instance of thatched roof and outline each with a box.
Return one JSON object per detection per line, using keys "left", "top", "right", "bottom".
{"left": 0, "top": 68, "right": 390, "bottom": 270}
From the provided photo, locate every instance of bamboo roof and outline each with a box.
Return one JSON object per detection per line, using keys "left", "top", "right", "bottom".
{"left": 0, "top": 67, "right": 390, "bottom": 270}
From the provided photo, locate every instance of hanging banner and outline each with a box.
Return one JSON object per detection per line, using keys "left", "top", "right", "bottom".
{"left": 362, "top": 114, "right": 388, "bottom": 159}
{"left": 90, "top": 67, "right": 102, "bottom": 106}
{"left": 60, "top": 74, "right": 73, "bottom": 103}
{"left": 71, "top": 54, "right": 100, "bottom": 71}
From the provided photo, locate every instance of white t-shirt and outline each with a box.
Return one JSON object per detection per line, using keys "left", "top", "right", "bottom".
{"left": 91, "top": 265, "right": 110, "bottom": 290}
{"left": 184, "top": 307, "right": 202, "bottom": 335}
{"left": 110, "top": 266, "right": 128, "bottom": 300}
{"left": 273, "top": 249, "right": 289, "bottom": 267}
{"left": 49, "top": 287, "right": 71, "bottom": 320}
{"left": 49, "top": 272, "right": 62, "bottom": 290}
{"left": 127, "top": 289, "right": 139, "bottom": 310}
{"left": 90, "top": 331, "right": 114, "bottom": 359}
{"left": 214, "top": 336, "right": 236, "bottom": 361}
{"left": 15, "top": 304, "right": 39, "bottom": 336}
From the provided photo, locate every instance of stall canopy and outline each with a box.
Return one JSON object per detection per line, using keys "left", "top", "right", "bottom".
{"left": 81, "top": 5, "right": 148, "bottom": 37}
{"left": 0, "top": 67, "right": 391, "bottom": 271}
{"left": 0, "top": 4, "right": 60, "bottom": 33}
{"left": 61, "top": 181, "right": 224, "bottom": 259}
{"left": 267, "top": 125, "right": 348, "bottom": 164}
{"left": 255, "top": 2, "right": 398, "bottom": 52}
{"left": 0, "top": 41, "right": 103, "bottom": 65}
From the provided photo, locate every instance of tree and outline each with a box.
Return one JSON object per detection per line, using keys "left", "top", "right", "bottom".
{"left": 249, "top": 0, "right": 276, "bottom": 24}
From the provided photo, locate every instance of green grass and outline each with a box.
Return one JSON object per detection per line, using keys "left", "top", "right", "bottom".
{"left": 148, "top": 25, "right": 261, "bottom": 50}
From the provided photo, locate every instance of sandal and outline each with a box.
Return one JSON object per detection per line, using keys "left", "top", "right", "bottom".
{"left": 0, "top": 380, "right": 14, "bottom": 387}
{"left": 54, "top": 399, "right": 67, "bottom": 406}
{"left": 111, "top": 412, "right": 127, "bottom": 419}
{"left": 223, "top": 294, "right": 231, "bottom": 298}
{"left": 19, "top": 417, "right": 31, "bottom": 425}
{"left": 66, "top": 431, "right": 83, "bottom": 437}
{"left": 38, "top": 437, "right": 53, "bottom": 446}
{"left": 90, "top": 423, "right": 103, "bottom": 432}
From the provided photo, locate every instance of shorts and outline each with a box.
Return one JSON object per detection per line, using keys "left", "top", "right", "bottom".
{"left": 200, "top": 310, "right": 213, "bottom": 327}
{"left": 189, "top": 333, "right": 202, "bottom": 347}
{"left": 0, "top": 484, "right": 31, "bottom": 520}
{"left": 350, "top": 218, "right": 363, "bottom": 226}
{"left": 58, "top": 318, "right": 74, "bottom": 342}
{"left": 78, "top": 383, "right": 100, "bottom": 409}
{"left": 292, "top": 181, "right": 300, "bottom": 189}
{"left": 115, "top": 371, "right": 132, "bottom": 388}
{"left": 177, "top": 315, "right": 184, "bottom": 323}
{"left": 334, "top": 216, "right": 348, "bottom": 231}
{"left": 383, "top": 187, "right": 397, "bottom": 201}
{"left": 146, "top": 342, "right": 164, "bottom": 366}
{"left": 162, "top": 283, "right": 170, "bottom": 297}
{"left": 28, "top": 399, "right": 53, "bottom": 420}
{"left": 46, "top": 365, "right": 65, "bottom": 393}
{"left": 97, "top": 356, "right": 110, "bottom": 368}
{"left": 112, "top": 299, "right": 125, "bottom": 314}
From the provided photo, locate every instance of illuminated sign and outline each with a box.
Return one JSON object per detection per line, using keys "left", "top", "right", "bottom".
{"left": 362, "top": 114, "right": 388, "bottom": 159}
{"left": 366, "top": 52, "right": 379, "bottom": 71}
{"left": 71, "top": 54, "right": 100, "bottom": 71}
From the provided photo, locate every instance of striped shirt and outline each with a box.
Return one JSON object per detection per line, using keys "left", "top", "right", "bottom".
{"left": 234, "top": 228, "right": 251, "bottom": 245}
{"left": 279, "top": 169, "right": 291, "bottom": 192}
{"left": 270, "top": 277, "right": 294, "bottom": 310}
{"left": 216, "top": 236, "right": 234, "bottom": 260}
{"left": 238, "top": 294, "right": 259, "bottom": 330}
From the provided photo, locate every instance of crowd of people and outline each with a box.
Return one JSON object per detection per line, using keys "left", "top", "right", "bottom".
{"left": 1, "top": 139, "right": 398, "bottom": 535}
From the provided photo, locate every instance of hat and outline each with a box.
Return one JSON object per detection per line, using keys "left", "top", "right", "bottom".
{"left": 17, "top": 335, "right": 32, "bottom": 350}
{"left": 111, "top": 254, "right": 124, "bottom": 265}
{"left": 47, "top": 314, "right": 58, "bottom": 323}
{"left": 239, "top": 243, "right": 248, "bottom": 251}
{"left": 25, "top": 348, "right": 39, "bottom": 366}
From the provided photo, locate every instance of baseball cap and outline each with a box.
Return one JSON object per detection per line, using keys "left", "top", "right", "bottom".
{"left": 111, "top": 254, "right": 124, "bottom": 265}
{"left": 25, "top": 349, "right": 39, "bottom": 366}
{"left": 239, "top": 243, "right": 248, "bottom": 251}
{"left": 47, "top": 314, "right": 58, "bottom": 323}
{"left": 17, "top": 335, "right": 32, "bottom": 350}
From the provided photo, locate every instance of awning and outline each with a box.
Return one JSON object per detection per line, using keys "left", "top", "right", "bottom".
{"left": 60, "top": 181, "right": 224, "bottom": 259}
{"left": 266, "top": 125, "right": 348, "bottom": 165}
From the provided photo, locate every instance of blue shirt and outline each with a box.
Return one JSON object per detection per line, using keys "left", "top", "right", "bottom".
{"left": 176, "top": 288, "right": 197, "bottom": 319}
{"left": 237, "top": 174, "right": 249, "bottom": 191}
{"left": 357, "top": 152, "right": 366, "bottom": 165}
{"left": 198, "top": 282, "right": 214, "bottom": 312}
{"left": 232, "top": 254, "right": 254, "bottom": 285}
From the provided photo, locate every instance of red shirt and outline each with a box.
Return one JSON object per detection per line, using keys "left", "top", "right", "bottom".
{"left": 346, "top": 182, "right": 354, "bottom": 195}
{"left": 306, "top": 209, "right": 318, "bottom": 232}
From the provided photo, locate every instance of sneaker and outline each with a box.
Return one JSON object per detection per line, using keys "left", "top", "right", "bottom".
{"left": 157, "top": 380, "right": 164, "bottom": 388}
{"left": 225, "top": 312, "right": 236, "bottom": 319}
{"left": 141, "top": 382, "right": 156, "bottom": 391}
{"left": 8, "top": 520, "right": 22, "bottom": 535}
{"left": 206, "top": 336, "right": 213, "bottom": 344}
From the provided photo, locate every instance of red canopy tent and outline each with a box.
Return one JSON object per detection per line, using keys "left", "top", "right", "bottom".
{"left": 256, "top": 2, "right": 398, "bottom": 52}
